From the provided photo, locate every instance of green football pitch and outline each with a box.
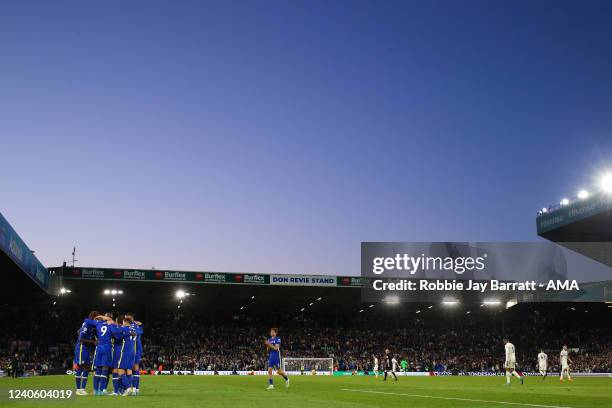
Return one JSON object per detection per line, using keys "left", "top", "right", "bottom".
{"left": 1, "top": 375, "right": 611, "bottom": 408}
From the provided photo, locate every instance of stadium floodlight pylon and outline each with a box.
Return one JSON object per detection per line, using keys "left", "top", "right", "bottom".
{"left": 282, "top": 358, "right": 334, "bottom": 375}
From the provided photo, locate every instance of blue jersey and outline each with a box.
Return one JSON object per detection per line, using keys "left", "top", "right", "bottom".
{"left": 76, "top": 319, "right": 97, "bottom": 344}
{"left": 130, "top": 323, "right": 143, "bottom": 356}
{"left": 268, "top": 336, "right": 281, "bottom": 358}
{"left": 84, "top": 319, "right": 113, "bottom": 346}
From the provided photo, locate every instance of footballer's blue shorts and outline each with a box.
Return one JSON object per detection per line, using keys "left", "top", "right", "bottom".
{"left": 93, "top": 344, "right": 113, "bottom": 368}
{"left": 268, "top": 354, "right": 281, "bottom": 370}
{"left": 73, "top": 343, "right": 93, "bottom": 366}
{"left": 111, "top": 341, "right": 135, "bottom": 369}
{"left": 117, "top": 350, "right": 135, "bottom": 370}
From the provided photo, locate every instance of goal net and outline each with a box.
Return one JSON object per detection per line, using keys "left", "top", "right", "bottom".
{"left": 282, "top": 357, "right": 334, "bottom": 375}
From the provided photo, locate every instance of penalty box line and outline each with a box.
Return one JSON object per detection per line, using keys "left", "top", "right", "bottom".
{"left": 340, "top": 388, "right": 573, "bottom": 408}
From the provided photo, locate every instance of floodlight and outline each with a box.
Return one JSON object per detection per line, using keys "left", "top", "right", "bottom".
{"left": 104, "top": 289, "right": 110, "bottom": 295}
{"left": 176, "top": 290, "right": 186, "bottom": 299}
{"left": 577, "top": 190, "right": 589, "bottom": 199}
{"left": 560, "top": 198, "right": 569, "bottom": 206}
{"left": 483, "top": 300, "right": 501, "bottom": 306}
{"left": 383, "top": 295, "right": 400, "bottom": 305}
{"left": 601, "top": 173, "right": 612, "bottom": 193}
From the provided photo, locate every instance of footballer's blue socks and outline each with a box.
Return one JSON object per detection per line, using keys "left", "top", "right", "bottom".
{"left": 81, "top": 370, "right": 89, "bottom": 389}
{"left": 98, "top": 367, "right": 109, "bottom": 392}
{"left": 112, "top": 373, "right": 120, "bottom": 394}
{"left": 121, "top": 374, "right": 132, "bottom": 390}
{"left": 133, "top": 374, "right": 140, "bottom": 390}
{"left": 93, "top": 367, "right": 100, "bottom": 392}
{"left": 268, "top": 378, "right": 273, "bottom": 385}
{"left": 75, "top": 368, "right": 82, "bottom": 389}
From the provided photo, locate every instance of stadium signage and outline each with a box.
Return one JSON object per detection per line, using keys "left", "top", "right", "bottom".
{"left": 337, "top": 276, "right": 364, "bottom": 287}
{"left": 81, "top": 269, "right": 106, "bottom": 279}
{"left": 203, "top": 272, "right": 227, "bottom": 283}
{"left": 270, "top": 274, "right": 337, "bottom": 287}
{"left": 122, "top": 270, "right": 146, "bottom": 280}
{"left": 0, "top": 212, "right": 50, "bottom": 291}
{"left": 241, "top": 274, "right": 268, "bottom": 284}
{"left": 55, "top": 266, "right": 355, "bottom": 288}
{"left": 537, "top": 192, "right": 612, "bottom": 233}
{"left": 163, "top": 271, "right": 187, "bottom": 281}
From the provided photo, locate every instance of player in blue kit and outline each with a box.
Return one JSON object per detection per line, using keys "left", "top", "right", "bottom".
{"left": 86, "top": 313, "right": 121, "bottom": 396}
{"left": 125, "top": 312, "right": 143, "bottom": 396}
{"left": 73, "top": 311, "right": 99, "bottom": 396}
{"left": 264, "top": 327, "right": 289, "bottom": 390}
{"left": 108, "top": 315, "right": 136, "bottom": 396}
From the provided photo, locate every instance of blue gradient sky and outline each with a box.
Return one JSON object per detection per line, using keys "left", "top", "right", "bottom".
{"left": 2, "top": 0, "right": 612, "bottom": 275}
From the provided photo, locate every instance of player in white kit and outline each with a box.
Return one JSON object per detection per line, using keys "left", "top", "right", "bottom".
{"left": 372, "top": 355, "right": 379, "bottom": 378}
{"left": 503, "top": 338, "right": 524, "bottom": 385}
{"left": 559, "top": 345, "right": 572, "bottom": 382}
{"left": 537, "top": 350, "right": 548, "bottom": 379}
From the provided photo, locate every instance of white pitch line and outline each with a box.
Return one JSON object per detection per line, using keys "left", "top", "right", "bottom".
{"left": 340, "top": 388, "right": 573, "bottom": 408}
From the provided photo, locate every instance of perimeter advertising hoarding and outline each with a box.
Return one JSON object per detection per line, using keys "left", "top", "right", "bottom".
{"left": 52, "top": 267, "right": 270, "bottom": 285}
{"left": 53, "top": 267, "right": 364, "bottom": 288}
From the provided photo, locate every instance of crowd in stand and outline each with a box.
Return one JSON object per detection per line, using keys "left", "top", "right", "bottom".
{"left": 1, "top": 305, "right": 610, "bottom": 376}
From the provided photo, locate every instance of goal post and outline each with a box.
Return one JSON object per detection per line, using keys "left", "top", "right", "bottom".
{"left": 282, "top": 357, "right": 334, "bottom": 375}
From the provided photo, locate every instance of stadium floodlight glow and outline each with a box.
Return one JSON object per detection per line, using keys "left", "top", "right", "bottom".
{"left": 541, "top": 207, "right": 548, "bottom": 213}
{"left": 483, "top": 300, "right": 501, "bottom": 306}
{"left": 601, "top": 173, "right": 612, "bottom": 193}
{"left": 59, "top": 287, "right": 71, "bottom": 294}
{"left": 368, "top": 304, "right": 374, "bottom": 308}
{"left": 300, "top": 307, "right": 305, "bottom": 312}
{"left": 251, "top": 295, "right": 255, "bottom": 300}
{"left": 442, "top": 299, "right": 458, "bottom": 306}
{"left": 104, "top": 289, "right": 110, "bottom": 295}
{"left": 317, "top": 297, "right": 322, "bottom": 301}
{"left": 560, "top": 198, "right": 570, "bottom": 206}
{"left": 111, "top": 290, "right": 117, "bottom": 295}
{"left": 427, "top": 305, "right": 434, "bottom": 309}
{"left": 118, "top": 290, "right": 123, "bottom": 295}
{"left": 176, "top": 290, "right": 187, "bottom": 299}
{"left": 415, "top": 310, "right": 421, "bottom": 314}
{"left": 383, "top": 295, "right": 400, "bottom": 305}
{"left": 309, "top": 302, "right": 314, "bottom": 306}
{"left": 359, "top": 309, "right": 364, "bottom": 313}
{"left": 577, "top": 190, "right": 590, "bottom": 199}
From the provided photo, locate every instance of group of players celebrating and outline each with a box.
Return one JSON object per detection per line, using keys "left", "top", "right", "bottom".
{"left": 73, "top": 310, "right": 143, "bottom": 396}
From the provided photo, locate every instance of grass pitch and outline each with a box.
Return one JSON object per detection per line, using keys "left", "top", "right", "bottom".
{"left": 1, "top": 375, "right": 611, "bottom": 408}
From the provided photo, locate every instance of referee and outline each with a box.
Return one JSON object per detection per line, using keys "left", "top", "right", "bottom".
{"left": 383, "top": 349, "right": 398, "bottom": 381}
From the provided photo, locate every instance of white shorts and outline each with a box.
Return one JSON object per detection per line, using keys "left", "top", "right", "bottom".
{"left": 539, "top": 363, "right": 547, "bottom": 371}
{"left": 505, "top": 360, "right": 516, "bottom": 369}
{"left": 373, "top": 366, "right": 378, "bottom": 372}
{"left": 562, "top": 363, "right": 569, "bottom": 370}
